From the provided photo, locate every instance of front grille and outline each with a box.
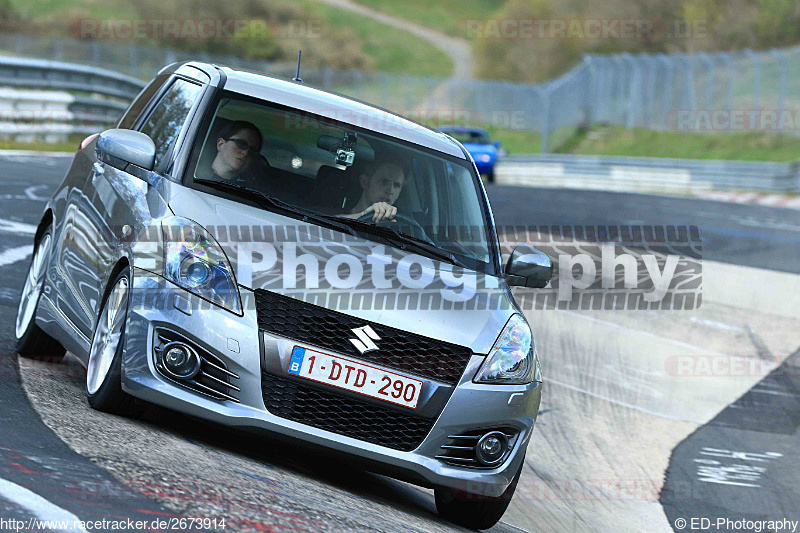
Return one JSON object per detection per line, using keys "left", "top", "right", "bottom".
{"left": 261, "top": 373, "right": 435, "bottom": 451}
{"left": 436, "top": 428, "right": 518, "bottom": 468}
{"left": 255, "top": 289, "right": 473, "bottom": 385}
{"left": 153, "top": 328, "right": 240, "bottom": 403}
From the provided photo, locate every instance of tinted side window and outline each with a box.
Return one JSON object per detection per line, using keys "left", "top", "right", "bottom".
{"left": 139, "top": 79, "right": 203, "bottom": 171}
{"left": 117, "top": 74, "right": 169, "bottom": 129}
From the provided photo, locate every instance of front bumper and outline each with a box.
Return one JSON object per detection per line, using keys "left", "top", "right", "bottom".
{"left": 474, "top": 159, "right": 495, "bottom": 175}
{"left": 122, "top": 268, "right": 542, "bottom": 497}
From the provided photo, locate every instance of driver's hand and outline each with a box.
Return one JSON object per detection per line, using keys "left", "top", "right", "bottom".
{"left": 361, "top": 202, "right": 397, "bottom": 222}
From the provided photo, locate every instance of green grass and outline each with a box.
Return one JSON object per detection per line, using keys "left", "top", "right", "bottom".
{"left": 351, "top": 0, "right": 505, "bottom": 37}
{"left": 295, "top": 0, "right": 452, "bottom": 76}
{"left": 9, "top": 0, "right": 137, "bottom": 20}
{"left": 8, "top": 0, "right": 454, "bottom": 78}
{"left": 565, "top": 126, "right": 800, "bottom": 162}
{"left": 0, "top": 135, "right": 83, "bottom": 152}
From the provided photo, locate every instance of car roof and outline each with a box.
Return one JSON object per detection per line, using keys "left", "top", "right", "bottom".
{"left": 177, "top": 62, "right": 467, "bottom": 159}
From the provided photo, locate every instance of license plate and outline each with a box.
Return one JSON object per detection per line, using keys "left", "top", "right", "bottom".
{"left": 287, "top": 346, "right": 423, "bottom": 409}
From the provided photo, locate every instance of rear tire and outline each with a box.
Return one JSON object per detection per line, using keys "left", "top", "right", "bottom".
{"left": 434, "top": 459, "right": 523, "bottom": 530}
{"left": 86, "top": 267, "right": 134, "bottom": 414}
{"left": 15, "top": 226, "right": 66, "bottom": 361}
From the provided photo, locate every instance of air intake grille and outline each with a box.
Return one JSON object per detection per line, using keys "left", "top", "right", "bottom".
{"left": 261, "top": 373, "right": 435, "bottom": 451}
{"left": 153, "top": 328, "right": 240, "bottom": 402}
{"left": 255, "top": 290, "right": 473, "bottom": 385}
{"left": 435, "top": 428, "right": 518, "bottom": 468}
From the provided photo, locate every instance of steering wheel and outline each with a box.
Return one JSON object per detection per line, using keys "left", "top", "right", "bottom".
{"left": 356, "top": 212, "right": 434, "bottom": 245}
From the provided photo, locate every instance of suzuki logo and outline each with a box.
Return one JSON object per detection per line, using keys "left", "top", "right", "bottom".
{"left": 349, "top": 325, "right": 380, "bottom": 354}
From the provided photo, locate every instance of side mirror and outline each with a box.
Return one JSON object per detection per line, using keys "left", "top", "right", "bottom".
{"left": 493, "top": 140, "right": 502, "bottom": 149}
{"left": 96, "top": 129, "right": 156, "bottom": 171}
{"left": 505, "top": 244, "right": 553, "bottom": 288}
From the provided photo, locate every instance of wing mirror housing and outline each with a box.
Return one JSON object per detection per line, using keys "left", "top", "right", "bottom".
{"left": 96, "top": 129, "right": 156, "bottom": 172}
{"left": 505, "top": 244, "right": 553, "bottom": 288}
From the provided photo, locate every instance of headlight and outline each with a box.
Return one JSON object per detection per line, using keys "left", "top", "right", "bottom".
{"left": 474, "top": 314, "right": 541, "bottom": 384}
{"left": 476, "top": 154, "right": 492, "bottom": 163}
{"left": 162, "top": 217, "right": 242, "bottom": 314}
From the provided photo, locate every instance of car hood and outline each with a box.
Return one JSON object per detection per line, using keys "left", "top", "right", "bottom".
{"left": 167, "top": 187, "right": 517, "bottom": 354}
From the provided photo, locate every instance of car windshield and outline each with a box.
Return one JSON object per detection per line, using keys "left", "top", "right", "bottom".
{"left": 186, "top": 93, "right": 497, "bottom": 273}
{"left": 444, "top": 130, "right": 491, "bottom": 145}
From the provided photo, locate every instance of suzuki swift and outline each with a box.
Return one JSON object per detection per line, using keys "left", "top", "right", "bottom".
{"left": 15, "top": 61, "right": 552, "bottom": 530}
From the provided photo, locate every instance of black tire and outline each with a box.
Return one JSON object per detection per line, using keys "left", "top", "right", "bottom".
{"left": 486, "top": 170, "right": 495, "bottom": 183}
{"left": 434, "top": 459, "right": 523, "bottom": 530}
{"left": 15, "top": 226, "right": 66, "bottom": 361}
{"left": 86, "top": 267, "right": 134, "bottom": 414}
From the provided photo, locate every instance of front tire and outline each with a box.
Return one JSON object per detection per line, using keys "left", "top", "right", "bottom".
{"left": 15, "top": 226, "right": 66, "bottom": 360}
{"left": 86, "top": 267, "right": 133, "bottom": 414}
{"left": 434, "top": 459, "right": 523, "bottom": 530}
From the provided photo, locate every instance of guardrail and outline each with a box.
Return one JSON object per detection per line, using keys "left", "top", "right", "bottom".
{"left": 0, "top": 56, "right": 144, "bottom": 140}
{"left": 497, "top": 154, "right": 800, "bottom": 194}
{"left": 0, "top": 56, "right": 145, "bottom": 99}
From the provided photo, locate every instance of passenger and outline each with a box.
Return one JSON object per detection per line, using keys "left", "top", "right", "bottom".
{"left": 341, "top": 161, "right": 406, "bottom": 222}
{"left": 208, "top": 121, "right": 263, "bottom": 184}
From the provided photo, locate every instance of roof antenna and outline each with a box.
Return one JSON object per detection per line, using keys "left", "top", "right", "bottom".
{"left": 292, "top": 50, "right": 303, "bottom": 83}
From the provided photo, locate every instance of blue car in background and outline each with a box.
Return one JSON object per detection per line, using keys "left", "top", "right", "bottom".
{"left": 438, "top": 126, "right": 503, "bottom": 182}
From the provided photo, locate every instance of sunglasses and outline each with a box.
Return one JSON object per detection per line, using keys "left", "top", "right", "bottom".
{"left": 226, "top": 137, "right": 257, "bottom": 152}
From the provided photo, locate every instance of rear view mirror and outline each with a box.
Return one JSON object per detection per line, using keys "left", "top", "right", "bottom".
{"left": 317, "top": 134, "right": 375, "bottom": 165}
{"left": 96, "top": 129, "right": 156, "bottom": 171}
{"left": 506, "top": 244, "right": 553, "bottom": 288}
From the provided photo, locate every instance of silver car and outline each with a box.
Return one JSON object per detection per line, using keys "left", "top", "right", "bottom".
{"left": 14, "top": 61, "right": 551, "bottom": 530}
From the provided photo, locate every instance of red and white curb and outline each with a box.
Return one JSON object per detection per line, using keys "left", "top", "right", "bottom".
{"left": 696, "top": 191, "right": 800, "bottom": 210}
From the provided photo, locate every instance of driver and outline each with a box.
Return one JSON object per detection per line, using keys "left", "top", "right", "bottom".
{"left": 341, "top": 161, "right": 405, "bottom": 222}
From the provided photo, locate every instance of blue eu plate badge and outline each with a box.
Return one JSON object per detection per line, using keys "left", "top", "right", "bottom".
{"left": 288, "top": 346, "right": 306, "bottom": 375}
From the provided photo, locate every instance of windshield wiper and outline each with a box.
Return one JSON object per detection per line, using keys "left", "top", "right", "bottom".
{"left": 333, "top": 217, "right": 469, "bottom": 269}
{"left": 193, "top": 179, "right": 357, "bottom": 238}
{"left": 194, "top": 179, "right": 468, "bottom": 267}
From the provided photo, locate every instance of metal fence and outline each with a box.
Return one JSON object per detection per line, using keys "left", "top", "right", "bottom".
{"left": 497, "top": 154, "right": 800, "bottom": 194}
{"left": 3, "top": 33, "right": 800, "bottom": 153}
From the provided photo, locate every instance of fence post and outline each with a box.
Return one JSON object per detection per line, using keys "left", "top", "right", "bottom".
{"left": 720, "top": 52, "right": 735, "bottom": 126}
{"left": 771, "top": 48, "right": 787, "bottom": 122}
{"left": 128, "top": 45, "right": 137, "bottom": 78}
{"left": 583, "top": 55, "right": 595, "bottom": 126}
{"left": 354, "top": 70, "right": 363, "bottom": 99}
{"left": 91, "top": 40, "right": 101, "bottom": 66}
{"left": 744, "top": 49, "right": 760, "bottom": 130}
{"left": 15, "top": 34, "right": 24, "bottom": 56}
{"left": 699, "top": 53, "right": 714, "bottom": 110}
{"left": 611, "top": 55, "right": 625, "bottom": 124}
{"left": 657, "top": 54, "right": 673, "bottom": 129}
{"left": 54, "top": 39, "right": 64, "bottom": 61}
{"left": 539, "top": 87, "right": 550, "bottom": 153}
{"left": 641, "top": 54, "right": 654, "bottom": 127}
{"left": 679, "top": 54, "right": 697, "bottom": 111}
{"left": 621, "top": 53, "right": 639, "bottom": 128}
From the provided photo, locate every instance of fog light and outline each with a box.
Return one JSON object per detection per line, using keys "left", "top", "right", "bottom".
{"left": 160, "top": 342, "right": 201, "bottom": 379}
{"left": 475, "top": 431, "right": 509, "bottom": 466}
